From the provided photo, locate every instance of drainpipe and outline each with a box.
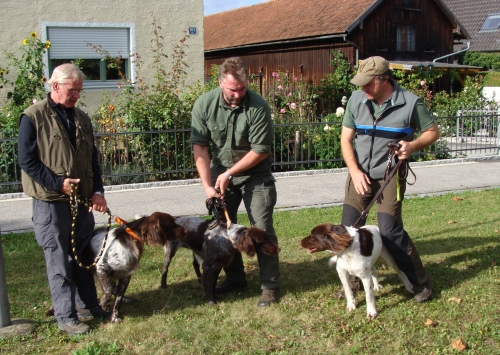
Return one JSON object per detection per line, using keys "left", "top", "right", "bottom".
{"left": 433, "top": 41, "right": 470, "bottom": 62}
{"left": 343, "top": 35, "right": 359, "bottom": 68}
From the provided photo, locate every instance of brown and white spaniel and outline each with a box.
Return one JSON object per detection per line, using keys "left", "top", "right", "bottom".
{"left": 300, "top": 223, "right": 413, "bottom": 318}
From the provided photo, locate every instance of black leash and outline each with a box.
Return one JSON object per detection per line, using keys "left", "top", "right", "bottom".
{"left": 69, "top": 182, "right": 112, "bottom": 269}
{"left": 352, "top": 143, "right": 411, "bottom": 229}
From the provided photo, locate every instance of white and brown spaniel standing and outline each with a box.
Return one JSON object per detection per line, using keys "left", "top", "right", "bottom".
{"left": 86, "top": 212, "right": 186, "bottom": 323}
{"left": 300, "top": 223, "right": 413, "bottom": 318}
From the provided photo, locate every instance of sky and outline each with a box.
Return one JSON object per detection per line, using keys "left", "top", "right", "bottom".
{"left": 204, "top": 0, "right": 268, "bottom": 16}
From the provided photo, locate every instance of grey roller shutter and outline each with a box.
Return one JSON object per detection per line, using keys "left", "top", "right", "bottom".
{"left": 48, "top": 27, "right": 129, "bottom": 59}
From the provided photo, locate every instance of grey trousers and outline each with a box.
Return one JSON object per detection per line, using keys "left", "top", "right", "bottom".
{"left": 216, "top": 173, "right": 280, "bottom": 289}
{"left": 32, "top": 199, "right": 98, "bottom": 324}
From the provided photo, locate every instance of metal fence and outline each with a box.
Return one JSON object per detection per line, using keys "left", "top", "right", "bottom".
{"left": 1, "top": 111, "right": 499, "bottom": 193}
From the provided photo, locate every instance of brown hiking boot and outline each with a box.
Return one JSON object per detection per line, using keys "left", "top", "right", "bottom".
{"left": 414, "top": 281, "right": 433, "bottom": 303}
{"left": 258, "top": 288, "right": 280, "bottom": 307}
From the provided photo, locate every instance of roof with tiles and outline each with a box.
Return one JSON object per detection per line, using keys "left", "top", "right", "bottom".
{"left": 204, "top": 0, "right": 378, "bottom": 51}
{"left": 442, "top": 0, "right": 500, "bottom": 51}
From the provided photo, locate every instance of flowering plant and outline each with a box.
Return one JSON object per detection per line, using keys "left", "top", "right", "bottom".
{"left": 0, "top": 32, "right": 50, "bottom": 132}
{"left": 266, "top": 70, "right": 317, "bottom": 122}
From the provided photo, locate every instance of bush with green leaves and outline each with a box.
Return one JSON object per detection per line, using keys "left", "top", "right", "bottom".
{"left": 317, "top": 50, "right": 356, "bottom": 114}
{"left": 462, "top": 51, "right": 500, "bottom": 71}
{"left": 91, "top": 19, "right": 217, "bottom": 183}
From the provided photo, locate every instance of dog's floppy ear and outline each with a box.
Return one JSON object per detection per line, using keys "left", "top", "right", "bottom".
{"left": 325, "top": 224, "right": 353, "bottom": 252}
{"left": 236, "top": 228, "right": 258, "bottom": 257}
{"left": 141, "top": 212, "right": 177, "bottom": 246}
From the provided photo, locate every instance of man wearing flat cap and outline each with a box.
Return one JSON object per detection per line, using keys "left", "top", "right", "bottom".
{"left": 340, "top": 56, "right": 439, "bottom": 303}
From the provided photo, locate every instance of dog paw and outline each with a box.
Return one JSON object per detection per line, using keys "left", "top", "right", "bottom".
{"left": 346, "top": 302, "right": 356, "bottom": 312}
{"left": 373, "top": 284, "right": 383, "bottom": 292}
{"left": 111, "top": 315, "right": 123, "bottom": 323}
{"left": 367, "top": 310, "right": 378, "bottom": 319}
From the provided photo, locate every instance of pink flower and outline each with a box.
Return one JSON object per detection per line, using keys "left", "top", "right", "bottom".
{"left": 290, "top": 102, "right": 297, "bottom": 109}
{"left": 294, "top": 77, "right": 299, "bottom": 81}
{"left": 278, "top": 85, "right": 283, "bottom": 90}
{"left": 421, "top": 80, "right": 426, "bottom": 86}
{"left": 287, "top": 92, "right": 292, "bottom": 97}
{"left": 280, "top": 108, "right": 286, "bottom": 113}
{"left": 272, "top": 72, "right": 278, "bottom": 77}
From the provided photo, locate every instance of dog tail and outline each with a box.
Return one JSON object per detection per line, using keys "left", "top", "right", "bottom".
{"left": 328, "top": 255, "right": 338, "bottom": 268}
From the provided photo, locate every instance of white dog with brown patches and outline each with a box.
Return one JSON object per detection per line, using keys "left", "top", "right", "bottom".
{"left": 300, "top": 223, "right": 413, "bottom": 319}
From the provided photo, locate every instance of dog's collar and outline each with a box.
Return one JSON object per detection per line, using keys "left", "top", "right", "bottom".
{"left": 115, "top": 216, "right": 140, "bottom": 241}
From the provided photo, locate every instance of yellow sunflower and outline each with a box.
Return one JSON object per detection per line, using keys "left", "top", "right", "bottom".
{"left": 44, "top": 41, "right": 51, "bottom": 49}
{"left": 30, "top": 32, "right": 37, "bottom": 38}
{"left": 22, "top": 38, "right": 28, "bottom": 45}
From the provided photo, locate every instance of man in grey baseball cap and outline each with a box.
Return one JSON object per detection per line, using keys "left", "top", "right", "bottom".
{"left": 339, "top": 56, "right": 440, "bottom": 304}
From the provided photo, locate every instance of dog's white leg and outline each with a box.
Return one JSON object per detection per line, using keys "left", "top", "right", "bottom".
{"left": 337, "top": 267, "right": 356, "bottom": 312}
{"left": 371, "top": 266, "right": 383, "bottom": 291}
{"left": 359, "top": 275, "right": 378, "bottom": 319}
{"left": 380, "top": 246, "right": 414, "bottom": 294}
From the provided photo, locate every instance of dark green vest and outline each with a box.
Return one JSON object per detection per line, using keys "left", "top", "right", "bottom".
{"left": 21, "top": 99, "right": 95, "bottom": 201}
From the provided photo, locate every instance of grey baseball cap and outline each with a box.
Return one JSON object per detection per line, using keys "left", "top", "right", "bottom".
{"left": 350, "top": 56, "right": 390, "bottom": 87}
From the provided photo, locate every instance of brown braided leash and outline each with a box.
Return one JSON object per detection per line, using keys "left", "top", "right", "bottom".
{"left": 69, "top": 182, "right": 112, "bottom": 269}
{"left": 206, "top": 188, "right": 232, "bottom": 230}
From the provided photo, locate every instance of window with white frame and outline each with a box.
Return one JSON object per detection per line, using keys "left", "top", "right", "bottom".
{"left": 480, "top": 13, "right": 500, "bottom": 31}
{"left": 396, "top": 26, "right": 416, "bottom": 52}
{"left": 42, "top": 22, "right": 135, "bottom": 89}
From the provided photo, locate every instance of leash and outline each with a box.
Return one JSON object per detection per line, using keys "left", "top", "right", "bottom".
{"left": 206, "top": 188, "right": 232, "bottom": 229}
{"left": 114, "top": 216, "right": 140, "bottom": 240}
{"left": 352, "top": 143, "right": 414, "bottom": 229}
{"left": 69, "top": 182, "right": 112, "bottom": 270}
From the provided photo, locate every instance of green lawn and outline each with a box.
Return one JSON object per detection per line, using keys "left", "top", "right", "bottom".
{"left": 1, "top": 189, "right": 499, "bottom": 354}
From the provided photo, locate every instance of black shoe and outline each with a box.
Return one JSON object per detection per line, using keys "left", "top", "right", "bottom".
{"left": 77, "top": 306, "right": 111, "bottom": 320}
{"left": 414, "top": 282, "right": 433, "bottom": 303}
{"left": 215, "top": 281, "right": 247, "bottom": 294}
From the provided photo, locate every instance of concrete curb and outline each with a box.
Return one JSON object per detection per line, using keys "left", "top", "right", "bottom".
{"left": 2, "top": 155, "right": 499, "bottom": 201}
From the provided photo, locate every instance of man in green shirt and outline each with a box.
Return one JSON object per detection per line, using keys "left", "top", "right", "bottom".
{"left": 190, "top": 57, "right": 280, "bottom": 307}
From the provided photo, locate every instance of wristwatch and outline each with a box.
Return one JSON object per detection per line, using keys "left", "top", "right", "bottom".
{"left": 224, "top": 172, "right": 233, "bottom": 180}
{"left": 94, "top": 191, "right": 105, "bottom": 196}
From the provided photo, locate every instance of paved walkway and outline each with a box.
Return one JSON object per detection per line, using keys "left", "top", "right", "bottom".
{"left": 1, "top": 156, "right": 499, "bottom": 234}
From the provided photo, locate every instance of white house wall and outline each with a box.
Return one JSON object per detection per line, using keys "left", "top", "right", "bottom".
{"left": 0, "top": 0, "right": 204, "bottom": 114}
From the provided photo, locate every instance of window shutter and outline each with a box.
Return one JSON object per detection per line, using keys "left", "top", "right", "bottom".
{"left": 48, "top": 27, "right": 129, "bottom": 59}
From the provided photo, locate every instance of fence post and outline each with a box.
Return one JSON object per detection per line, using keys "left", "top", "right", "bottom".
{"left": 294, "top": 130, "right": 301, "bottom": 168}
{"left": 0, "top": 228, "right": 34, "bottom": 338}
{"left": 0, "top": 230, "right": 10, "bottom": 328}
{"left": 456, "top": 110, "right": 463, "bottom": 143}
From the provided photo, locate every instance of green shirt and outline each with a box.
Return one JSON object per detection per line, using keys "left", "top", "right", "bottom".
{"left": 190, "top": 87, "right": 273, "bottom": 176}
